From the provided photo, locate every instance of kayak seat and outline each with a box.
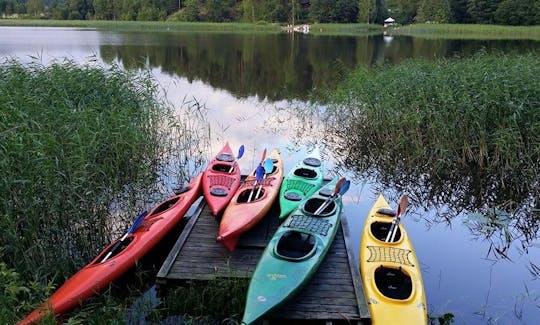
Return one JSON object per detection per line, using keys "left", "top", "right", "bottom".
{"left": 303, "top": 198, "right": 335, "bottom": 216}
{"left": 151, "top": 197, "right": 181, "bottom": 216}
{"left": 375, "top": 266, "right": 412, "bottom": 300}
{"left": 237, "top": 188, "right": 265, "bottom": 203}
{"left": 212, "top": 163, "right": 234, "bottom": 173}
{"left": 94, "top": 237, "right": 135, "bottom": 264}
{"left": 293, "top": 168, "right": 318, "bottom": 179}
{"left": 275, "top": 231, "right": 316, "bottom": 261}
{"left": 371, "top": 221, "right": 401, "bottom": 242}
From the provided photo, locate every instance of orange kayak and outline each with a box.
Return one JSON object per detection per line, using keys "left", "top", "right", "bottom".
{"left": 18, "top": 174, "right": 203, "bottom": 325}
{"left": 217, "top": 149, "right": 283, "bottom": 251}
{"left": 202, "top": 142, "right": 242, "bottom": 216}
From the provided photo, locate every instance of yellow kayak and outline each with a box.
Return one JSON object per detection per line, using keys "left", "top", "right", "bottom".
{"left": 359, "top": 194, "right": 428, "bottom": 325}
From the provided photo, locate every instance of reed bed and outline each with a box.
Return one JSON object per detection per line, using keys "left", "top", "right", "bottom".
{"left": 323, "top": 52, "right": 539, "bottom": 254}
{"left": 388, "top": 23, "right": 540, "bottom": 40}
{"left": 0, "top": 58, "right": 209, "bottom": 323}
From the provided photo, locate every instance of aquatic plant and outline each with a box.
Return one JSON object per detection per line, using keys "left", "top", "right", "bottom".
{"left": 0, "top": 58, "right": 210, "bottom": 322}
{"left": 321, "top": 52, "right": 539, "bottom": 257}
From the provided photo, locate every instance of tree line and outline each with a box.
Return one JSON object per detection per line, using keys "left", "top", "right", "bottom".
{"left": 1, "top": 0, "right": 539, "bottom": 25}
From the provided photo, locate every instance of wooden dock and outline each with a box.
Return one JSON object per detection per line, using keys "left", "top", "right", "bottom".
{"left": 156, "top": 196, "right": 370, "bottom": 324}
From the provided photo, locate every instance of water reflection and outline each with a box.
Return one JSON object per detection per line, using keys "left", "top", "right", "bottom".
{"left": 310, "top": 101, "right": 540, "bottom": 264}
{"left": 97, "top": 31, "right": 540, "bottom": 102}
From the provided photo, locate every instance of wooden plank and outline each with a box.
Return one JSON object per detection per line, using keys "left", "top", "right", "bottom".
{"left": 342, "top": 215, "right": 370, "bottom": 319}
{"left": 157, "top": 197, "right": 369, "bottom": 324}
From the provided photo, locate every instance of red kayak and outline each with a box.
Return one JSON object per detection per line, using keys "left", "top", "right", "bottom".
{"left": 18, "top": 174, "right": 203, "bottom": 325}
{"left": 202, "top": 142, "right": 243, "bottom": 216}
{"left": 217, "top": 149, "right": 283, "bottom": 251}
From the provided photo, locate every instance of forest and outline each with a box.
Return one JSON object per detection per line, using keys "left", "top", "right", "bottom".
{"left": 0, "top": 0, "right": 539, "bottom": 27}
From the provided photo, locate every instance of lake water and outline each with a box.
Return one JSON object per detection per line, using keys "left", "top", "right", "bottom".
{"left": 1, "top": 26, "right": 539, "bottom": 324}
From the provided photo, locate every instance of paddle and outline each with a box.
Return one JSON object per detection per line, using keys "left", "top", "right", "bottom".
{"left": 228, "top": 144, "right": 245, "bottom": 172}
{"left": 101, "top": 211, "right": 148, "bottom": 263}
{"left": 313, "top": 178, "right": 350, "bottom": 215}
{"left": 247, "top": 149, "right": 267, "bottom": 202}
{"left": 254, "top": 157, "right": 274, "bottom": 200}
{"left": 385, "top": 194, "right": 409, "bottom": 243}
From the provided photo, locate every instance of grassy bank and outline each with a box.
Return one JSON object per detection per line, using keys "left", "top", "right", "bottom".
{"left": 0, "top": 59, "right": 209, "bottom": 324}
{"left": 388, "top": 23, "right": 540, "bottom": 40}
{"left": 0, "top": 19, "right": 283, "bottom": 33}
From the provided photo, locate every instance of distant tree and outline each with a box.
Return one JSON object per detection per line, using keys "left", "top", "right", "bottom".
{"left": 387, "top": 0, "right": 419, "bottom": 24}
{"left": 311, "top": 0, "right": 356, "bottom": 23}
{"left": 27, "top": 0, "right": 44, "bottom": 17}
{"left": 449, "top": 0, "right": 470, "bottom": 23}
{"left": 467, "top": 0, "right": 501, "bottom": 24}
{"left": 494, "top": 0, "right": 537, "bottom": 25}
{"left": 182, "top": 0, "right": 200, "bottom": 21}
{"left": 205, "top": 0, "right": 226, "bottom": 21}
{"left": 416, "top": 0, "right": 451, "bottom": 23}
{"left": 359, "top": 0, "right": 375, "bottom": 23}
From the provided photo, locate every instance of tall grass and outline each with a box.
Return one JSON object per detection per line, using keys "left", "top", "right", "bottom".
{"left": 388, "top": 23, "right": 540, "bottom": 40}
{"left": 0, "top": 58, "right": 209, "bottom": 323}
{"left": 322, "top": 52, "right": 539, "bottom": 254}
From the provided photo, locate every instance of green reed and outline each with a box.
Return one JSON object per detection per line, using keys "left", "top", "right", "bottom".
{"left": 323, "top": 52, "right": 539, "bottom": 253}
{"left": 0, "top": 58, "right": 209, "bottom": 323}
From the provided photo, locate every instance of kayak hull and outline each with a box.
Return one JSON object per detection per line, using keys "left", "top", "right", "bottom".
{"left": 278, "top": 147, "right": 324, "bottom": 219}
{"left": 202, "top": 142, "right": 242, "bottom": 216}
{"left": 218, "top": 150, "right": 283, "bottom": 251}
{"left": 19, "top": 174, "right": 203, "bottom": 325}
{"left": 242, "top": 179, "right": 343, "bottom": 324}
{"left": 359, "top": 194, "right": 428, "bottom": 325}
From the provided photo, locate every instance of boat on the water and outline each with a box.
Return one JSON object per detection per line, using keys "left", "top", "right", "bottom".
{"left": 217, "top": 149, "right": 283, "bottom": 251}
{"left": 278, "top": 147, "right": 324, "bottom": 220}
{"left": 18, "top": 174, "right": 203, "bottom": 325}
{"left": 202, "top": 142, "right": 243, "bottom": 216}
{"left": 359, "top": 194, "right": 428, "bottom": 325}
{"left": 241, "top": 177, "right": 348, "bottom": 325}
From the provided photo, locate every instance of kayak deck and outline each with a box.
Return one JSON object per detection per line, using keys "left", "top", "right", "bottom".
{"left": 156, "top": 196, "right": 370, "bottom": 323}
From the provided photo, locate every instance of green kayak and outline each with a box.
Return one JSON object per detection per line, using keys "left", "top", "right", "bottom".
{"left": 278, "top": 147, "right": 324, "bottom": 220}
{"left": 242, "top": 177, "right": 347, "bottom": 324}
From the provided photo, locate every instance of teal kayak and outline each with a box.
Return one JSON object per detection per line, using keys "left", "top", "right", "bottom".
{"left": 278, "top": 147, "right": 324, "bottom": 220}
{"left": 242, "top": 177, "right": 346, "bottom": 324}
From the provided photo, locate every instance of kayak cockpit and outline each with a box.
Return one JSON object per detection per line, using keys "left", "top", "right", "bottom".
{"left": 216, "top": 153, "right": 234, "bottom": 162}
{"left": 237, "top": 188, "right": 265, "bottom": 202}
{"left": 303, "top": 198, "right": 336, "bottom": 216}
{"left": 370, "top": 221, "right": 402, "bottom": 242}
{"left": 293, "top": 168, "right": 318, "bottom": 179}
{"left": 92, "top": 236, "right": 135, "bottom": 264}
{"left": 275, "top": 231, "right": 316, "bottom": 261}
{"left": 374, "top": 266, "right": 412, "bottom": 300}
{"left": 211, "top": 163, "right": 235, "bottom": 173}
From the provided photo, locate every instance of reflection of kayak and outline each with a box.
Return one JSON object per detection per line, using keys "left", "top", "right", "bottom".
{"left": 242, "top": 178, "right": 343, "bottom": 325}
{"left": 359, "top": 194, "right": 428, "bottom": 325}
{"left": 18, "top": 174, "right": 203, "bottom": 325}
{"left": 217, "top": 149, "right": 283, "bottom": 251}
{"left": 278, "top": 147, "right": 324, "bottom": 219}
{"left": 202, "top": 142, "right": 242, "bottom": 216}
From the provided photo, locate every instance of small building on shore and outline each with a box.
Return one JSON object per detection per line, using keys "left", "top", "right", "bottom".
{"left": 384, "top": 17, "right": 396, "bottom": 27}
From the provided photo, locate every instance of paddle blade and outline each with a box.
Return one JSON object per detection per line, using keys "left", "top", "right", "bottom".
{"left": 263, "top": 158, "right": 273, "bottom": 174}
{"left": 333, "top": 177, "right": 347, "bottom": 195}
{"left": 339, "top": 180, "right": 351, "bottom": 196}
{"left": 255, "top": 165, "right": 265, "bottom": 181}
{"left": 237, "top": 145, "right": 245, "bottom": 159}
{"left": 397, "top": 193, "right": 409, "bottom": 216}
{"left": 127, "top": 211, "right": 148, "bottom": 234}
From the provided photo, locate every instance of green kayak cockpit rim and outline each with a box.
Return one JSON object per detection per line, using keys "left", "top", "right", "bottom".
{"left": 274, "top": 230, "right": 317, "bottom": 261}
{"left": 293, "top": 167, "right": 319, "bottom": 179}
{"left": 303, "top": 198, "right": 336, "bottom": 217}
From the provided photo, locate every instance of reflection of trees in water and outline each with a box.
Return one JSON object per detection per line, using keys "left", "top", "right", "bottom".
{"left": 314, "top": 101, "right": 539, "bottom": 262}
